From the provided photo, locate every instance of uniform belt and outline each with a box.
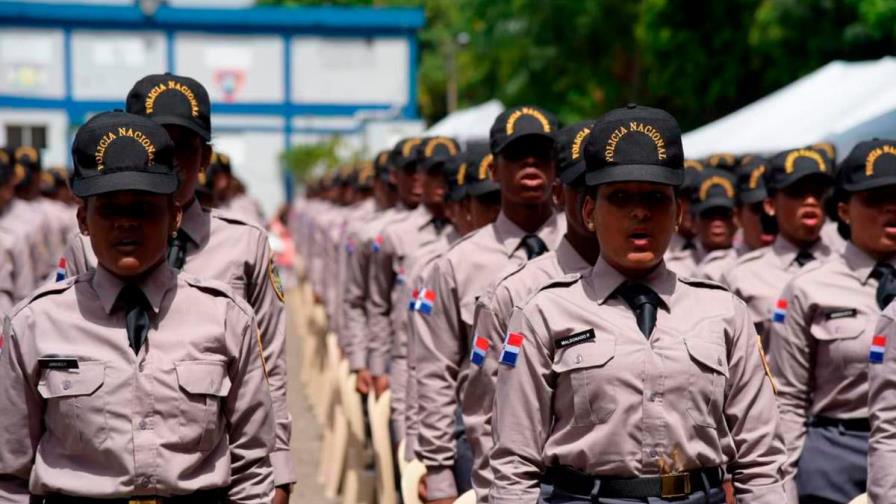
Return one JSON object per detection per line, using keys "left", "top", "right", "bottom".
{"left": 543, "top": 466, "right": 723, "bottom": 500}
{"left": 42, "top": 488, "right": 225, "bottom": 504}
{"left": 810, "top": 416, "right": 871, "bottom": 432}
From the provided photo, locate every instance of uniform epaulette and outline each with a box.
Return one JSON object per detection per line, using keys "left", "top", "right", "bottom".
{"left": 181, "top": 273, "right": 255, "bottom": 319}
{"left": 678, "top": 276, "right": 729, "bottom": 291}
{"left": 211, "top": 208, "right": 266, "bottom": 233}
{"left": 518, "top": 272, "right": 583, "bottom": 307}
{"left": 444, "top": 226, "right": 482, "bottom": 253}
{"left": 12, "top": 275, "right": 80, "bottom": 316}
{"left": 734, "top": 247, "right": 766, "bottom": 266}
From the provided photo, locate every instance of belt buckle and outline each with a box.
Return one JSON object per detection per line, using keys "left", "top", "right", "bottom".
{"left": 129, "top": 499, "right": 161, "bottom": 504}
{"left": 660, "top": 473, "right": 691, "bottom": 498}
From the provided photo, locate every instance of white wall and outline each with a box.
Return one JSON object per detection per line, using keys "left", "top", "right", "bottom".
{"left": 0, "top": 108, "right": 70, "bottom": 166}
{"left": 71, "top": 30, "right": 167, "bottom": 101}
{"left": 0, "top": 28, "right": 64, "bottom": 98}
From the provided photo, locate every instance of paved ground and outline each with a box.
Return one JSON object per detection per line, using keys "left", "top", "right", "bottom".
{"left": 285, "top": 292, "right": 338, "bottom": 504}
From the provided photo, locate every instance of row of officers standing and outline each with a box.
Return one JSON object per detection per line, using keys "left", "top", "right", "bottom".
{"left": 294, "top": 103, "right": 896, "bottom": 504}
{"left": 0, "top": 74, "right": 297, "bottom": 502}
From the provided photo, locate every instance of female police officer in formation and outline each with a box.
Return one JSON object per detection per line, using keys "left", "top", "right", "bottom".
{"left": 0, "top": 111, "right": 274, "bottom": 502}
{"left": 770, "top": 139, "right": 896, "bottom": 504}
{"left": 488, "top": 104, "right": 786, "bottom": 504}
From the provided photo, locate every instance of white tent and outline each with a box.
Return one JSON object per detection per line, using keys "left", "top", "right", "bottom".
{"left": 682, "top": 56, "right": 896, "bottom": 160}
{"left": 424, "top": 99, "right": 505, "bottom": 146}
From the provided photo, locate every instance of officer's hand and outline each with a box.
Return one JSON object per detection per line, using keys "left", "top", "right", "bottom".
{"left": 373, "top": 375, "right": 390, "bottom": 397}
{"left": 356, "top": 369, "right": 372, "bottom": 394}
{"left": 272, "top": 486, "right": 289, "bottom": 504}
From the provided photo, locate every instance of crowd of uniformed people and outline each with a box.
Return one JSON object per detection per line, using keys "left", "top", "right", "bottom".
{"left": 1, "top": 69, "right": 896, "bottom": 504}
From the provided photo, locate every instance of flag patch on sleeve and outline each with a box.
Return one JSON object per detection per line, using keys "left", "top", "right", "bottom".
{"left": 772, "top": 299, "right": 788, "bottom": 323}
{"left": 345, "top": 238, "right": 356, "bottom": 256}
{"left": 499, "top": 332, "right": 524, "bottom": 367}
{"left": 470, "top": 335, "right": 489, "bottom": 367}
{"left": 414, "top": 288, "right": 436, "bottom": 315}
{"left": 372, "top": 234, "right": 384, "bottom": 253}
{"left": 870, "top": 335, "right": 887, "bottom": 364}
{"left": 408, "top": 289, "right": 419, "bottom": 311}
{"left": 55, "top": 257, "right": 66, "bottom": 282}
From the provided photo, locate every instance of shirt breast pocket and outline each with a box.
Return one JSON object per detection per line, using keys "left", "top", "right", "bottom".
{"left": 552, "top": 337, "right": 616, "bottom": 426}
{"left": 812, "top": 313, "right": 868, "bottom": 369}
{"left": 684, "top": 330, "right": 729, "bottom": 430}
{"left": 37, "top": 361, "right": 107, "bottom": 451}
{"left": 175, "top": 360, "right": 232, "bottom": 452}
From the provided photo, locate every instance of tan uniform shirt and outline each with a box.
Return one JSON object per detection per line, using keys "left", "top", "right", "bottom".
{"left": 464, "top": 238, "right": 591, "bottom": 503}
{"left": 414, "top": 211, "right": 566, "bottom": 499}
{"left": 0, "top": 264, "right": 274, "bottom": 502}
{"left": 696, "top": 248, "right": 739, "bottom": 285}
{"left": 366, "top": 206, "right": 447, "bottom": 376}
{"left": 0, "top": 225, "right": 34, "bottom": 314}
{"left": 221, "top": 193, "right": 266, "bottom": 228}
{"left": 0, "top": 199, "right": 51, "bottom": 287}
{"left": 489, "top": 258, "right": 786, "bottom": 504}
{"left": 663, "top": 237, "right": 706, "bottom": 279}
{"left": 331, "top": 198, "right": 375, "bottom": 340}
{"left": 821, "top": 220, "right": 848, "bottom": 255}
{"left": 723, "top": 235, "right": 831, "bottom": 341}
{"left": 869, "top": 302, "right": 896, "bottom": 503}
{"left": 768, "top": 243, "right": 886, "bottom": 488}
{"left": 61, "top": 200, "right": 295, "bottom": 485}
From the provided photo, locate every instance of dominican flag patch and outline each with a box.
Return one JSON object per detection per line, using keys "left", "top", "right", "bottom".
{"left": 54, "top": 257, "right": 66, "bottom": 282}
{"left": 372, "top": 234, "right": 384, "bottom": 253}
{"left": 345, "top": 238, "right": 356, "bottom": 256}
{"left": 470, "top": 335, "right": 489, "bottom": 367}
{"left": 408, "top": 289, "right": 419, "bottom": 311}
{"left": 772, "top": 299, "right": 788, "bottom": 323}
{"left": 499, "top": 332, "right": 524, "bottom": 367}
{"left": 414, "top": 288, "right": 436, "bottom": 315}
{"left": 870, "top": 335, "right": 887, "bottom": 364}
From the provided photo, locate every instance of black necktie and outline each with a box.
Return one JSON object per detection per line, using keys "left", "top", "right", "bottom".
{"left": 118, "top": 285, "right": 150, "bottom": 356}
{"left": 167, "top": 229, "right": 189, "bottom": 270}
{"left": 616, "top": 283, "right": 661, "bottom": 338}
{"left": 871, "top": 262, "right": 896, "bottom": 310}
{"left": 521, "top": 234, "right": 548, "bottom": 259}
{"left": 682, "top": 239, "right": 696, "bottom": 251}
{"left": 432, "top": 218, "right": 449, "bottom": 233}
{"left": 795, "top": 249, "right": 815, "bottom": 267}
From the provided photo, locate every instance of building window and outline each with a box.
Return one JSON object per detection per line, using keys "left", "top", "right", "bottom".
{"left": 6, "top": 125, "right": 47, "bottom": 150}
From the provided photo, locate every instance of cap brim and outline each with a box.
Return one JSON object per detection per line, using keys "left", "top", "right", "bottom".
{"left": 72, "top": 170, "right": 178, "bottom": 198}
{"left": 494, "top": 132, "right": 554, "bottom": 154}
{"left": 585, "top": 164, "right": 684, "bottom": 187}
{"left": 466, "top": 180, "right": 501, "bottom": 196}
{"left": 842, "top": 176, "right": 896, "bottom": 192}
{"left": 692, "top": 198, "right": 735, "bottom": 215}
{"left": 448, "top": 186, "right": 467, "bottom": 201}
{"left": 775, "top": 169, "right": 833, "bottom": 189}
{"left": 738, "top": 188, "right": 767, "bottom": 205}
{"left": 149, "top": 115, "right": 211, "bottom": 141}
{"left": 558, "top": 164, "right": 586, "bottom": 186}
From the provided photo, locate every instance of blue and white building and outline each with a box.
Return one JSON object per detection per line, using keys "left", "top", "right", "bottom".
{"left": 0, "top": 0, "right": 425, "bottom": 215}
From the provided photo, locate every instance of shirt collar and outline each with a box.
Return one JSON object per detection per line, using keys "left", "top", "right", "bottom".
{"left": 586, "top": 256, "right": 676, "bottom": 309}
{"left": 772, "top": 234, "right": 830, "bottom": 269}
{"left": 92, "top": 262, "right": 177, "bottom": 315}
{"left": 494, "top": 210, "right": 565, "bottom": 258}
{"left": 180, "top": 198, "right": 211, "bottom": 246}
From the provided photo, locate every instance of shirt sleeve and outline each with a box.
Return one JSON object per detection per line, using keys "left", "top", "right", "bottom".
{"left": 767, "top": 280, "right": 811, "bottom": 497}
{"left": 723, "top": 296, "right": 788, "bottom": 503}
{"left": 10, "top": 239, "right": 34, "bottom": 303}
{"left": 869, "top": 309, "right": 896, "bottom": 503}
{"left": 365, "top": 228, "right": 396, "bottom": 376}
{"left": 246, "top": 231, "right": 295, "bottom": 486}
{"left": 0, "top": 310, "right": 43, "bottom": 503}
{"left": 341, "top": 230, "right": 371, "bottom": 370}
{"left": 225, "top": 303, "right": 275, "bottom": 503}
{"left": 413, "top": 260, "right": 462, "bottom": 500}
{"left": 489, "top": 308, "right": 552, "bottom": 504}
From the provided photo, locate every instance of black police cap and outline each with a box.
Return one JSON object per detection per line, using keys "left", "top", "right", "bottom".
{"left": 489, "top": 105, "right": 557, "bottom": 155}
{"left": 356, "top": 161, "right": 375, "bottom": 190}
{"left": 735, "top": 156, "right": 769, "bottom": 205}
{"left": 459, "top": 144, "right": 498, "bottom": 198}
{"left": 441, "top": 154, "right": 464, "bottom": 202}
{"left": 70, "top": 111, "right": 178, "bottom": 198}
{"left": 127, "top": 73, "right": 212, "bottom": 141}
{"left": 837, "top": 139, "right": 896, "bottom": 192}
{"left": 584, "top": 104, "right": 684, "bottom": 187}
{"left": 391, "top": 138, "right": 423, "bottom": 170}
{"left": 691, "top": 168, "right": 737, "bottom": 215}
{"left": 705, "top": 153, "right": 738, "bottom": 171}
{"left": 420, "top": 136, "right": 460, "bottom": 172}
{"left": 13, "top": 145, "right": 41, "bottom": 188}
{"left": 553, "top": 120, "right": 595, "bottom": 186}
{"left": 374, "top": 150, "right": 392, "bottom": 181}
{"left": 765, "top": 147, "right": 833, "bottom": 191}
{"left": 680, "top": 159, "right": 705, "bottom": 196}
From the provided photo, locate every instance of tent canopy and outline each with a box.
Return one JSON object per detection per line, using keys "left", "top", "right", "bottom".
{"left": 682, "top": 56, "right": 896, "bottom": 160}
{"left": 424, "top": 99, "right": 504, "bottom": 146}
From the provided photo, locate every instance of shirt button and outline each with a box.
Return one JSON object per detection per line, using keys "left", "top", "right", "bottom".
{"left": 62, "top": 380, "right": 72, "bottom": 390}
{"left": 141, "top": 477, "right": 152, "bottom": 487}
{"left": 139, "top": 419, "right": 148, "bottom": 430}
{"left": 649, "top": 449, "right": 659, "bottom": 458}
{"left": 648, "top": 392, "right": 658, "bottom": 402}
{"left": 575, "top": 354, "right": 583, "bottom": 364}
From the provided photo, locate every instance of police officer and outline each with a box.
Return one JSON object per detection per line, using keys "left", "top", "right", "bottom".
{"left": 60, "top": 73, "right": 296, "bottom": 501}
{"left": 414, "top": 105, "right": 566, "bottom": 503}
{"left": 683, "top": 168, "right": 739, "bottom": 282}
{"left": 663, "top": 159, "right": 702, "bottom": 274}
{"left": 0, "top": 149, "right": 35, "bottom": 313}
{"left": 772, "top": 139, "right": 896, "bottom": 503}
{"left": 0, "top": 111, "right": 274, "bottom": 502}
{"left": 723, "top": 146, "right": 834, "bottom": 339}
{"left": 463, "top": 120, "right": 599, "bottom": 503}
{"left": 488, "top": 104, "right": 786, "bottom": 504}
{"left": 1, "top": 146, "right": 53, "bottom": 285}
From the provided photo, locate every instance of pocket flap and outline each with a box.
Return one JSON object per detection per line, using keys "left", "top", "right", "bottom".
{"left": 684, "top": 337, "right": 729, "bottom": 378}
{"left": 813, "top": 313, "right": 866, "bottom": 341}
{"left": 176, "top": 360, "right": 232, "bottom": 397}
{"left": 38, "top": 361, "right": 105, "bottom": 398}
{"left": 552, "top": 336, "right": 615, "bottom": 373}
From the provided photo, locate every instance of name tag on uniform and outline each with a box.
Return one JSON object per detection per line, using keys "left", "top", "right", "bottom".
{"left": 556, "top": 329, "right": 596, "bottom": 349}
{"left": 825, "top": 308, "right": 857, "bottom": 320}
{"left": 38, "top": 357, "right": 79, "bottom": 370}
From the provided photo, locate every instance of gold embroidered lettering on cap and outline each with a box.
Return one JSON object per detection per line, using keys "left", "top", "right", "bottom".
{"left": 699, "top": 175, "right": 735, "bottom": 201}
{"left": 456, "top": 163, "right": 468, "bottom": 185}
{"left": 505, "top": 107, "right": 552, "bottom": 135}
{"left": 749, "top": 165, "right": 766, "bottom": 189}
{"left": 708, "top": 153, "right": 735, "bottom": 166}
{"left": 684, "top": 159, "right": 704, "bottom": 171}
{"left": 0, "top": 149, "right": 8, "bottom": 165}
{"left": 13, "top": 164, "right": 25, "bottom": 184}
{"left": 812, "top": 142, "right": 835, "bottom": 159}
{"left": 402, "top": 138, "right": 422, "bottom": 157}
{"left": 604, "top": 122, "right": 667, "bottom": 161}
{"left": 865, "top": 144, "right": 896, "bottom": 176}
{"left": 424, "top": 137, "right": 458, "bottom": 157}
{"left": 570, "top": 127, "right": 591, "bottom": 160}
{"left": 359, "top": 161, "right": 374, "bottom": 183}
{"left": 478, "top": 153, "right": 494, "bottom": 180}
{"left": 144, "top": 81, "right": 200, "bottom": 118}
{"left": 377, "top": 151, "right": 389, "bottom": 166}
{"left": 94, "top": 128, "right": 157, "bottom": 171}
{"left": 784, "top": 148, "right": 826, "bottom": 174}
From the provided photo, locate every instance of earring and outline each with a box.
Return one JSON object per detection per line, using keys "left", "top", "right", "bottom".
{"left": 171, "top": 231, "right": 178, "bottom": 238}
